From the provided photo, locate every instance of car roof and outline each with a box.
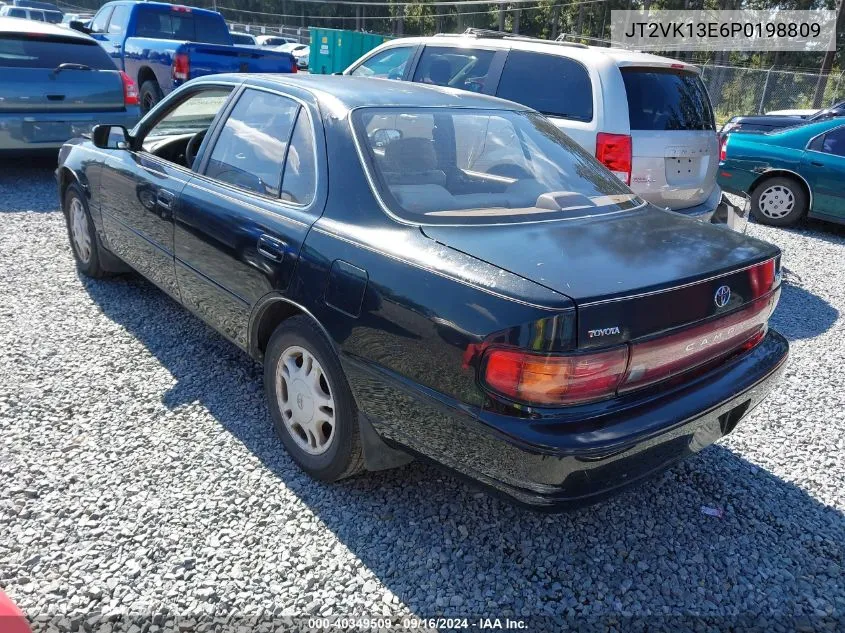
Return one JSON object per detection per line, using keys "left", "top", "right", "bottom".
{"left": 0, "top": 14, "right": 91, "bottom": 37}
{"left": 215, "top": 74, "right": 535, "bottom": 112}
{"left": 373, "top": 35, "right": 699, "bottom": 74}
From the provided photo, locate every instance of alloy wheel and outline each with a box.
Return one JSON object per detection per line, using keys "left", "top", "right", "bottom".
{"left": 757, "top": 185, "right": 795, "bottom": 219}
{"left": 275, "top": 345, "right": 335, "bottom": 455}
{"left": 69, "top": 197, "right": 92, "bottom": 264}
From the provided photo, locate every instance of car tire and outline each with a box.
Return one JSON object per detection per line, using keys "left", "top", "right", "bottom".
{"left": 63, "top": 184, "right": 109, "bottom": 278}
{"left": 264, "top": 315, "right": 365, "bottom": 482}
{"left": 751, "top": 176, "right": 808, "bottom": 227}
{"left": 139, "top": 80, "right": 163, "bottom": 115}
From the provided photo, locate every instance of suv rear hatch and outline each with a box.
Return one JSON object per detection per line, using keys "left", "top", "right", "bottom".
{"left": 423, "top": 206, "right": 781, "bottom": 373}
{"left": 0, "top": 32, "right": 124, "bottom": 114}
{"left": 620, "top": 66, "right": 718, "bottom": 211}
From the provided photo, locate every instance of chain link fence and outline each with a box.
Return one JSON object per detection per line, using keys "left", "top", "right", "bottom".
{"left": 700, "top": 64, "right": 845, "bottom": 123}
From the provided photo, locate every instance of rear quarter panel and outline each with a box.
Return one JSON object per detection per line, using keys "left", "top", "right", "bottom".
{"left": 123, "top": 37, "right": 180, "bottom": 94}
{"left": 718, "top": 134, "right": 805, "bottom": 195}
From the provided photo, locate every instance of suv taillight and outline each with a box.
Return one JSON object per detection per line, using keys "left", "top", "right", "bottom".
{"left": 172, "top": 53, "right": 190, "bottom": 82}
{"left": 595, "top": 132, "right": 632, "bottom": 185}
{"left": 719, "top": 135, "right": 728, "bottom": 161}
{"left": 119, "top": 71, "right": 139, "bottom": 106}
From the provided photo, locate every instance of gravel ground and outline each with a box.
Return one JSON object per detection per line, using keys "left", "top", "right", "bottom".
{"left": 1, "top": 160, "right": 844, "bottom": 632}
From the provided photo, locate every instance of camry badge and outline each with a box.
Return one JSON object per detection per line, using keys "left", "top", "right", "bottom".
{"left": 714, "top": 285, "right": 731, "bottom": 308}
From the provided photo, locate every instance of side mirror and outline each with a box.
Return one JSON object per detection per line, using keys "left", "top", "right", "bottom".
{"left": 91, "top": 124, "right": 131, "bottom": 150}
{"left": 69, "top": 20, "right": 91, "bottom": 34}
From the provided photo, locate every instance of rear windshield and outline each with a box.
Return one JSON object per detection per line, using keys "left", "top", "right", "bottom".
{"left": 622, "top": 68, "right": 714, "bottom": 131}
{"left": 134, "top": 9, "right": 230, "bottom": 45}
{"left": 0, "top": 34, "right": 116, "bottom": 69}
{"left": 230, "top": 32, "right": 254, "bottom": 45}
{"left": 353, "top": 107, "right": 642, "bottom": 225}
{"left": 43, "top": 10, "right": 63, "bottom": 23}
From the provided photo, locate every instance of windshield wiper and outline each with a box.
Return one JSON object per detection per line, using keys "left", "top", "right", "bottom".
{"left": 51, "top": 63, "right": 92, "bottom": 77}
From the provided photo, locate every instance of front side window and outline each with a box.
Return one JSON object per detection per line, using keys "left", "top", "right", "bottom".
{"left": 107, "top": 4, "right": 129, "bottom": 34}
{"left": 206, "top": 89, "right": 299, "bottom": 198}
{"left": 497, "top": 51, "right": 593, "bottom": 122}
{"left": 412, "top": 46, "right": 495, "bottom": 93}
{"left": 141, "top": 88, "right": 233, "bottom": 168}
{"left": 622, "top": 68, "right": 715, "bottom": 131}
{"left": 89, "top": 6, "right": 112, "bottom": 33}
{"left": 353, "top": 107, "right": 641, "bottom": 225}
{"left": 350, "top": 46, "right": 413, "bottom": 79}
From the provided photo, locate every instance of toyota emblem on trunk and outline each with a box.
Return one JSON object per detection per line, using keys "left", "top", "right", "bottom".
{"left": 714, "top": 285, "right": 731, "bottom": 308}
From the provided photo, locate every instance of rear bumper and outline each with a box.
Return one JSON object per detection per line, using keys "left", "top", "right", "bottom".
{"left": 669, "top": 186, "right": 749, "bottom": 233}
{"left": 359, "top": 329, "right": 788, "bottom": 510}
{"left": 0, "top": 108, "right": 141, "bottom": 154}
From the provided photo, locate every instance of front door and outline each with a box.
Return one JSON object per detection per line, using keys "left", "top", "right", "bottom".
{"left": 802, "top": 125, "right": 845, "bottom": 221}
{"left": 175, "top": 87, "right": 323, "bottom": 349}
{"left": 99, "top": 86, "right": 235, "bottom": 300}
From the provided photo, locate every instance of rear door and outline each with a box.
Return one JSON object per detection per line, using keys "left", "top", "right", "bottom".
{"left": 410, "top": 44, "right": 506, "bottom": 96}
{"left": 175, "top": 87, "right": 324, "bottom": 349}
{"left": 802, "top": 125, "right": 845, "bottom": 221}
{"left": 620, "top": 67, "right": 718, "bottom": 210}
{"left": 94, "top": 2, "right": 130, "bottom": 66}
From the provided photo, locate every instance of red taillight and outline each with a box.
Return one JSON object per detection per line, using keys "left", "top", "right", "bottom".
{"left": 595, "top": 132, "right": 632, "bottom": 185}
{"left": 172, "top": 53, "right": 190, "bottom": 82}
{"left": 171, "top": 5, "right": 191, "bottom": 11}
{"left": 719, "top": 135, "right": 728, "bottom": 161}
{"left": 119, "top": 71, "right": 139, "bottom": 106}
{"left": 620, "top": 290, "right": 777, "bottom": 393}
{"left": 482, "top": 347, "right": 629, "bottom": 406}
{"left": 290, "top": 62, "right": 297, "bottom": 73}
{"left": 747, "top": 258, "right": 776, "bottom": 299}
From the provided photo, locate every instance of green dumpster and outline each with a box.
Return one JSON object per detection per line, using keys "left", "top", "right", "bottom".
{"left": 309, "top": 28, "right": 388, "bottom": 75}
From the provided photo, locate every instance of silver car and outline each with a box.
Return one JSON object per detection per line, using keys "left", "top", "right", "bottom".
{"left": 0, "top": 17, "right": 141, "bottom": 155}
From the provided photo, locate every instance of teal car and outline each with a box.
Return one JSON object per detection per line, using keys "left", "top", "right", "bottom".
{"left": 718, "top": 119, "right": 845, "bottom": 227}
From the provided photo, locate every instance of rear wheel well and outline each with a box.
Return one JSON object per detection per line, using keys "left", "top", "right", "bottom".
{"left": 137, "top": 66, "right": 157, "bottom": 89}
{"left": 253, "top": 300, "right": 305, "bottom": 359}
{"left": 750, "top": 170, "right": 810, "bottom": 203}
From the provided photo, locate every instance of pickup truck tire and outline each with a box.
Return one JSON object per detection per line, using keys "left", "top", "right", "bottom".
{"left": 140, "top": 80, "right": 163, "bottom": 114}
{"left": 751, "top": 176, "right": 807, "bottom": 227}
{"left": 264, "top": 316, "right": 365, "bottom": 482}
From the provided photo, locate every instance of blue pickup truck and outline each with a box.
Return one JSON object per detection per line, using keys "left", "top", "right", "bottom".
{"left": 79, "top": 1, "right": 296, "bottom": 112}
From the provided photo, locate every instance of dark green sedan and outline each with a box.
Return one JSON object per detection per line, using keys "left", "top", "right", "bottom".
{"left": 718, "top": 119, "right": 845, "bottom": 227}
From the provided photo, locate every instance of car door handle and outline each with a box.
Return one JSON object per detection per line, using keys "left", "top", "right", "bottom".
{"left": 810, "top": 160, "right": 824, "bottom": 167}
{"left": 257, "top": 235, "right": 287, "bottom": 262}
{"left": 156, "top": 190, "right": 175, "bottom": 209}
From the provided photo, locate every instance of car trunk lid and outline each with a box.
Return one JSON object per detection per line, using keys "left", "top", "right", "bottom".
{"left": 421, "top": 205, "right": 780, "bottom": 349}
{"left": 621, "top": 67, "right": 719, "bottom": 211}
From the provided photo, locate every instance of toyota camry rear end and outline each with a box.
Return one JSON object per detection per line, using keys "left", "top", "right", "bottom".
{"left": 345, "top": 98, "right": 788, "bottom": 509}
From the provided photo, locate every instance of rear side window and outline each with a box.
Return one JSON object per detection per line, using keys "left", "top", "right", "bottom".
{"left": 135, "top": 9, "right": 229, "bottom": 45}
{"left": 206, "top": 89, "right": 299, "bottom": 198}
{"left": 43, "top": 10, "right": 62, "bottom": 23}
{"left": 0, "top": 34, "right": 116, "bottom": 69}
{"left": 281, "top": 111, "right": 317, "bottom": 206}
{"left": 412, "top": 46, "right": 496, "bottom": 93}
{"left": 622, "top": 68, "right": 715, "bottom": 131}
{"left": 497, "top": 51, "right": 593, "bottom": 122}
{"left": 7, "top": 7, "right": 27, "bottom": 17}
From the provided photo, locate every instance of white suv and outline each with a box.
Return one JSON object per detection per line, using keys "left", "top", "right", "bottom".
{"left": 345, "top": 29, "right": 743, "bottom": 227}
